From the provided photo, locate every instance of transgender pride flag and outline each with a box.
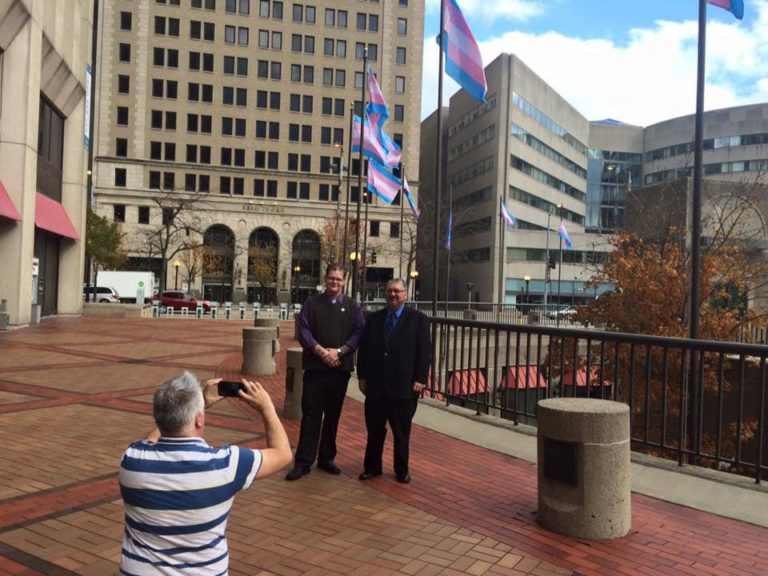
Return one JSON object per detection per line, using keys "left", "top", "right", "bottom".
{"left": 707, "top": 0, "right": 744, "bottom": 19}
{"left": 559, "top": 220, "right": 573, "bottom": 250}
{"left": 352, "top": 115, "right": 402, "bottom": 169}
{"left": 500, "top": 199, "right": 516, "bottom": 226}
{"left": 367, "top": 159, "right": 401, "bottom": 204}
{"left": 366, "top": 67, "right": 389, "bottom": 131}
{"left": 441, "top": 0, "right": 487, "bottom": 102}
{"left": 403, "top": 177, "right": 420, "bottom": 221}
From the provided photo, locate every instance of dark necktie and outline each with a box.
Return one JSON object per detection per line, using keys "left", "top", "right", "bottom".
{"left": 384, "top": 313, "right": 396, "bottom": 351}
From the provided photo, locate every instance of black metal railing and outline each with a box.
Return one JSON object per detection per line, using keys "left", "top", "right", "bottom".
{"left": 426, "top": 316, "right": 768, "bottom": 483}
{"left": 363, "top": 300, "right": 584, "bottom": 327}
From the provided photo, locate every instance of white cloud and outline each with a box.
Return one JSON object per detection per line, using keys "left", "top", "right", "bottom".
{"left": 421, "top": 2, "right": 768, "bottom": 127}
{"left": 424, "top": 0, "right": 545, "bottom": 23}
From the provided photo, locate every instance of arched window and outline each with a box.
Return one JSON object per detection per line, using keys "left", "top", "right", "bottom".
{"left": 202, "top": 224, "right": 235, "bottom": 302}
{"left": 291, "top": 229, "right": 321, "bottom": 304}
{"left": 247, "top": 227, "right": 279, "bottom": 304}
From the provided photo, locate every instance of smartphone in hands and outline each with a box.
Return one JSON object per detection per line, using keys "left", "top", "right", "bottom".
{"left": 217, "top": 380, "right": 245, "bottom": 397}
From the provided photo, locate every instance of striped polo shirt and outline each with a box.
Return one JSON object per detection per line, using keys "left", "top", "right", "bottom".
{"left": 119, "top": 437, "right": 262, "bottom": 575}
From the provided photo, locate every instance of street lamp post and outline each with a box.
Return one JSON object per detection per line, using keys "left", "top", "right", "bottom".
{"left": 174, "top": 260, "right": 180, "bottom": 290}
{"left": 409, "top": 270, "right": 419, "bottom": 301}
{"left": 293, "top": 264, "right": 301, "bottom": 304}
{"left": 348, "top": 252, "right": 358, "bottom": 296}
{"left": 543, "top": 203, "right": 562, "bottom": 315}
{"left": 334, "top": 140, "right": 344, "bottom": 263}
{"left": 524, "top": 275, "right": 531, "bottom": 309}
{"left": 466, "top": 282, "right": 474, "bottom": 305}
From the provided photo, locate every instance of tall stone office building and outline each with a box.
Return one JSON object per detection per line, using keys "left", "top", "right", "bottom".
{"left": 0, "top": 1, "right": 93, "bottom": 327}
{"left": 420, "top": 52, "right": 768, "bottom": 308}
{"left": 92, "top": 0, "right": 424, "bottom": 304}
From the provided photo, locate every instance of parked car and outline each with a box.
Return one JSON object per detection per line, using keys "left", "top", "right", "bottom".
{"left": 547, "top": 306, "right": 578, "bottom": 320}
{"left": 154, "top": 290, "right": 212, "bottom": 312}
{"left": 83, "top": 285, "right": 120, "bottom": 303}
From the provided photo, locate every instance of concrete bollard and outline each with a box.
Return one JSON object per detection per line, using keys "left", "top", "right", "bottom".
{"left": 196, "top": 304, "right": 203, "bottom": 319}
{"left": 537, "top": 398, "right": 630, "bottom": 540}
{"left": 254, "top": 318, "right": 280, "bottom": 354}
{"left": 284, "top": 347, "right": 304, "bottom": 420}
{"left": 242, "top": 327, "right": 277, "bottom": 375}
{"left": 239, "top": 303, "right": 246, "bottom": 319}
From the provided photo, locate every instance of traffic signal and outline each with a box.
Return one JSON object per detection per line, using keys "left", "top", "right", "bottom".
{"left": 548, "top": 255, "right": 556, "bottom": 269}
{"left": 371, "top": 249, "right": 377, "bottom": 264}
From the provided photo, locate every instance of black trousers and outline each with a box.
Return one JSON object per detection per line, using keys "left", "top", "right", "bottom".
{"left": 293, "top": 369, "right": 351, "bottom": 469}
{"left": 363, "top": 396, "right": 418, "bottom": 477}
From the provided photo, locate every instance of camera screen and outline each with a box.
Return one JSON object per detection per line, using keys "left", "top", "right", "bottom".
{"left": 217, "top": 380, "right": 244, "bottom": 397}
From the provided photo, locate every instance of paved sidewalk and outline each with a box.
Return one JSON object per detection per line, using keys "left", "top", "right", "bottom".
{"left": 0, "top": 317, "right": 767, "bottom": 576}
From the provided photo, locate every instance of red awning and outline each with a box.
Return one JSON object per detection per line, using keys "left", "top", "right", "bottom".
{"left": 447, "top": 369, "right": 487, "bottom": 395}
{"left": 502, "top": 365, "right": 547, "bottom": 389}
{"left": 0, "top": 179, "right": 21, "bottom": 221}
{"left": 35, "top": 193, "right": 79, "bottom": 240}
{"left": 561, "top": 367, "right": 607, "bottom": 387}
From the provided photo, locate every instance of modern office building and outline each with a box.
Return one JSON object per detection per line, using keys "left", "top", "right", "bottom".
{"left": 91, "top": 0, "right": 424, "bottom": 304}
{"left": 0, "top": 1, "right": 93, "bottom": 327}
{"left": 419, "top": 52, "right": 768, "bottom": 307}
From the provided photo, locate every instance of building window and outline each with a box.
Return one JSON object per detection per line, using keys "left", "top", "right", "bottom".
{"left": 394, "top": 105, "right": 404, "bottom": 122}
{"left": 116, "top": 138, "right": 128, "bottom": 157}
{"left": 138, "top": 206, "right": 150, "bottom": 224}
{"left": 397, "top": 18, "right": 407, "bottom": 35}
{"left": 117, "top": 75, "right": 130, "bottom": 94}
{"left": 149, "top": 171, "right": 161, "bottom": 189}
{"left": 185, "top": 173, "right": 196, "bottom": 191}
{"left": 119, "top": 43, "right": 131, "bottom": 62}
{"left": 114, "top": 204, "right": 126, "bottom": 222}
{"left": 395, "top": 76, "right": 405, "bottom": 93}
{"left": 396, "top": 47, "right": 406, "bottom": 65}
{"left": 114, "top": 169, "right": 127, "bottom": 188}
{"left": 390, "top": 222, "right": 400, "bottom": 238}
{"left": 120, "top": 11, "right": 132, "bottom": 31}
{"left": 370, "top": 220, "right": 379, "bottom": 237}
{"left": 117, "top": 106, "right": 129, "bottom": 125}
{"left": 338, "top": 10, "right": 347, "bottom": 27}
{"left": 287, "top": 181, "right": 297, "bottom": 199}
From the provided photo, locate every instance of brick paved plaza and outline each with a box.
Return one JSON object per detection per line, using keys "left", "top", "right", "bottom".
{"left": 1, "top": 317, "right": 767, "bottom": 576}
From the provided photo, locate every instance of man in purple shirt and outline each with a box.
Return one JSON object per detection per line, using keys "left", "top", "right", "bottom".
{"left": 286, "top": 263, "right": 365, "bottom": 480}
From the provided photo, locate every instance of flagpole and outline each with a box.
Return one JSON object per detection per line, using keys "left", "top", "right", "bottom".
{"left": 342, "top": 104, "right": 354, "bottom": 265}
{"left": 444, "top": 185, "right": 452, "bottom": 317}
{"left": 432, "top": 0, "right": 446, "bottom": 318}
{"left": 352, "top": 48, "right": 368, "bottom": 301}
{"left": 399, "top": 163, "right": 405, "bottom": 278}
{"left": 687, "top": 0, "right": 708, "bottom": 463}
{"left": 362, "top": 171, "right": 370, "bottom": 301}
{"left": 498, "top": 197, "right": 505, "bottom": 309}
{"left": 690, "top": 0, "right": 706, "bottom": 342}
{"left": 556, "top": 231, "right": 563, "bottom": 327}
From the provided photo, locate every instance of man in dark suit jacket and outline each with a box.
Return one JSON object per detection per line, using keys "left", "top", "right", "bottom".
{"left": 356, "top": 278, "right": 431, "bottom": 483}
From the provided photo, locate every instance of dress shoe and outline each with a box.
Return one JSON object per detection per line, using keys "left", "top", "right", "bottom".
{"left": 396, "top": 473, "right": 411, "bottom": 484}
{"left": 285, "top": 466, "right": 310, "bottom": 481}
{"left": 317, "top": 461, "right": 342, "bottom": 475}
{"left": 358, "top": 470, "right": 382, "bottom": 481}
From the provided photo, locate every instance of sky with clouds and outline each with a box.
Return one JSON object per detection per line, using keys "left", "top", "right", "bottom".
{"left": 420, "top": 0, "right": 768, "bottom": 126}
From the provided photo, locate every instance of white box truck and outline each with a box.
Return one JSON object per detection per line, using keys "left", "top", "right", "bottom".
{"left": 97, "top": 271, "right": 156, "bottom": 303}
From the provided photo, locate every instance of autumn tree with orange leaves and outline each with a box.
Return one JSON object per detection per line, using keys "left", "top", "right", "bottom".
{"left": 550, "top": 181, "right": 768, "bottom": 474}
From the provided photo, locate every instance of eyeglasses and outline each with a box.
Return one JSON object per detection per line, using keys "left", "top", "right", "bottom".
{"left": 326, "top": 277, "right": 344, "bottom": 283}
{"left": 386, "top": 289, "right": 405, "bottom": 294}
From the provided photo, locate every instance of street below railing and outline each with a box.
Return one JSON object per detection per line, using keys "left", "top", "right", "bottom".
{"left": 424, "top": 314, "right": 768, "bottom": 484}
